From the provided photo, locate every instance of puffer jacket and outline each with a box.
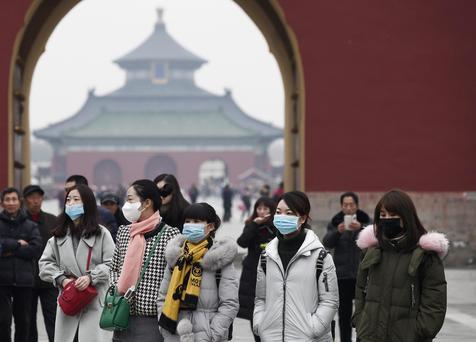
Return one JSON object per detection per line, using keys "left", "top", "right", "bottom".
{"left": 353, "top": 225, "right": 448, "bottom": 342}
{"left": 157, "top": 235, "right": 239, "bottom": 342}
{"left": 253, "top": 229, "right": 339, "bottom": 342}
{"left": 323, "top": 210, "right": 371, "bottom": 279}
{"left": 0, "top": 210, "right": 42, "bottom": 286}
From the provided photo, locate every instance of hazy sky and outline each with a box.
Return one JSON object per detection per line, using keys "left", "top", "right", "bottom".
{"left": 30, "top": 0, "right": 285, "bottom": 131}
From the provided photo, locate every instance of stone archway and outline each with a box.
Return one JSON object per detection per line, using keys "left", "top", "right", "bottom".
{"left": 8, "top": 0, "right": 305, "bottom": 191}
{"left": 93, "top": 159, "right": 122, "bottom": 190}
{"left": 144, "top": 154, "right": 178, "bottom": 180}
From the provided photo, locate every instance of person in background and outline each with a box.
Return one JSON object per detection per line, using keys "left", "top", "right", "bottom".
{"left": 0, "top": 187, "right": 43, "bottom": 342}
{"left": 272, "top": 181, "right": 284, "bottom": 203}
{"left": 110, "top": 179, "right": 180, "bottom": 342}
{"left": 323, "top": 191, "right": 370, "bottom": 342}
{"left": 188, "top": 184, "right": 199, "bottom": 204}
{"left": 353, "top": 190, "right": 447, "bottom": 341}
{"left": 240, "top": 187, "right": 252, "bottom": 221}
{"left": 253, "top": 191, "right": 338, "bottom": 341}
{"left": 237, "top": 197, "right": 276, "bottom": 342}
{"left": 22, "top": 185, "right": 57, "bottom": 342}
{"left": 65, "top": 175, "right": 118, "bottom": 240}
{"left": 154, "top": 174, "right": 190, "bottom": 231}
{"left": 258, "top": 184, "right": 270, "bottom": 198}
{"left": 100, "top": 192, "right": 130, "bottom": 228}
{"left": 158, "top": 202, "right": 239, "bottom": 341}
{"left": 39, "top": 184, "right": 115, "bottom": 342}
{"left": 221, "top": 184, "right": 233, "bottom": 222}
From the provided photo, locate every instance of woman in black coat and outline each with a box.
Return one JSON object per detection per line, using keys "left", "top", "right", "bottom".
{"left": 237, "top": 196, "right": 276, "bottom": 342}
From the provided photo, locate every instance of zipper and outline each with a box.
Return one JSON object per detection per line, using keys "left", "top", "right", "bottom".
{"left": 282, "top": 279, "right": 286, "bottom": 342}
{"left": 322, "top": 272, "right": 329, "bottom": 292}
{"left": 268, "top": 247, "right": 310, "bottom": 342}
{"left": 411, "top": 283, "right": 416, "bottom": 308}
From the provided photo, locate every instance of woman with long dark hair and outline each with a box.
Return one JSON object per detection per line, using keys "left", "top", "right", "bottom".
{"left": 110, "top": 179, "right": 180, "bottom": 342}
{"left": 154, "top": 174, "right": 190, "bottom": 231}
{"left": 354, "top": 190, "right": 447, "bottom": 341}
{"left": 236, "top": 197, "right": 276, "bottom": 341}
{"left": 158, "top": 203, "right": 239, "bottom": 341}
{"left": 39, "top": 184, "right": 115, "bottom": 341}
{"left": 253, "top": 191, "right": 338, "bottom": 341}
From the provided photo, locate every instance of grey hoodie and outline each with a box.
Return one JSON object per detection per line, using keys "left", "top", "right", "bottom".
{"left": 157, "top": 235, "right": 239, "bottom": 342}
{"left": 253, "top": 229, "right": 339, "bottom": 342}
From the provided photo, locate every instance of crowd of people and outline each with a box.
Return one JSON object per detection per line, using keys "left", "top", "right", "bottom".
{"left": 0, "top": 172, "right": 448, "bottom": 342}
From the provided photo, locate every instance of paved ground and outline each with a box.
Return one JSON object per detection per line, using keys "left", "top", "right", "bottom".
{"left": 31, "top": 197, "right": 476, "bottom": 341}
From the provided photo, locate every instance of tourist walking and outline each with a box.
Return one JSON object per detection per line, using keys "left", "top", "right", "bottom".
{"left": 253, "top": 191, "right": 339, "bottom": 341}
{"left": 353, "top": 189, "right": 447, "bottom": 341}
{"left": 158, "top": 202, "right": 239, "bottom": 341}
{"left": 39, "top": 184, "right": 115, "bottom": 341}
{"left": 154, "top": 174, "right": 190, "bottom": 231}
{"left": 110, "top": 179, "right": 180, "bottom": 342}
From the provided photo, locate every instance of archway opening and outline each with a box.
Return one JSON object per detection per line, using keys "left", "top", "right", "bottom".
{"left": 9, "top": 0, "right": 304, "bottom": 196}
{"left": 144, "top": 154, "right": 178, "bottom": 180}
{"left": 93, "top": 159, "right": 122, "bottom": 190}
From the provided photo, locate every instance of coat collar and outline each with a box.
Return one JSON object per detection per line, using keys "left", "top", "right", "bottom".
{"left": 55, "top": 227, "right": 97, "bottom": 247}
{"left": 165, "top": 235, "right": 237, "bottom": 271}
{"left": 266, "top": 228, "right": 324, "bottom": 261}
{"left": 356, "top": 225, "right": 449, "bottom": 259}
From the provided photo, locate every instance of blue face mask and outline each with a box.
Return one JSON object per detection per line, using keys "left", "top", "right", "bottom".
{"left": 65, "top": 203, "right": 84, "bottom": 221}
{"left": 182, "top": 223, "right": 207, "bottom": 243}
{"left": 273, "top": 214, "right": 300, "bottom": 235}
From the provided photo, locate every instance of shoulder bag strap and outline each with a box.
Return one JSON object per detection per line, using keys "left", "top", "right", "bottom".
{"left": 135, "top": 221, "right": 166, "bottom": 289}
{"left": 86, "top": 246, "right": 93, "bottom": 272}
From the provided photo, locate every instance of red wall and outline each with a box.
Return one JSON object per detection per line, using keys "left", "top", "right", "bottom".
{"left": 66, "top": 151, "right": 255, "bottom": 189}
{"left": 279, "top": 0, "right": 476, "bottom": 191}
{"left": 0, "top": 1, "right": 31, "bottom": 188}
{"left": 1, "top": 1, "right": 476, "bottom": 192}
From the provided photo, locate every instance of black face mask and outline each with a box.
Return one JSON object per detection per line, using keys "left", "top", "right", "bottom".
{"left": 158, "top": 183, "right": 173, "bottom": 197}
{"left": 379, "top": 218, "right": 404, "bottom": 239}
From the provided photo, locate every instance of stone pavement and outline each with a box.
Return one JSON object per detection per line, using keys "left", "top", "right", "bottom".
{"left": 33, "top": 197, "right": 475, "bottom": 341}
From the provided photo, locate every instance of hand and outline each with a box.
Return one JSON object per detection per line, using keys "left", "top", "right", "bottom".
{"left": 337, "top": 223, "right": 346, "bottom": 233}
{"left": 18, "top": 239, "right": 29, "bottom": 246}
{"left": 349, "top": 221, "right": 362, "bottom": 231}
{"left": 62, "top": 278, "right": 74, "bottom": 288}
{"left": 254, "top": 215, "right": 270, "bottom": 225}
{"left": 75, "top": 275, "right": 91, "bottom": 291}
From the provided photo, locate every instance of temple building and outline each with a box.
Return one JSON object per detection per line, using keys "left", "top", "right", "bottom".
{"left": 35, "top": 11, "right": 282, "bottom": 189}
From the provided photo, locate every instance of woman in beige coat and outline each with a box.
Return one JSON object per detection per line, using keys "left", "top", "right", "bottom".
{"left": 39, "top": 184, "right": 115, "bottom": 341}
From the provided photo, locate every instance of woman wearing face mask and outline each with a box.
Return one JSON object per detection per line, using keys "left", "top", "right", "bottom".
{"left": 253, "top": 191, "right": 339, "bottom": 342}
{"left": 353, "top": 190, "right": 447, "bottom": 341}
{"left": 157, "top": 202, "right": 239, "bottom": 342}
{"left": 237, "top": 197, "right": 277, "bottom": 342}
{"left": 39, "top": 185, "right": 115, "bottom": 342}
{"left": 110, "top": 179, "right": 180, "bottom": 342}
{"left": 154, "top": 174, "right": 190, "bottom": 231}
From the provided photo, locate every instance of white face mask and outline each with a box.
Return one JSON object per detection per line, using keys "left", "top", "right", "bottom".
{"left": 122, "top": 201, "right": 142, "bottom": 223}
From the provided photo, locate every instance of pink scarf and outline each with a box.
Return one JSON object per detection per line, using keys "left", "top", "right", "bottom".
{"left": 117, "top": 211, "right": 161, "bottom": 294}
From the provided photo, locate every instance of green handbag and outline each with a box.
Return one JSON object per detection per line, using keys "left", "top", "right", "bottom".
{"left": 100, "top": 223, "right": 165, "bottom": 331}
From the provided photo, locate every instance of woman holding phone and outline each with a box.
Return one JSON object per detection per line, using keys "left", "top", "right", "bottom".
{"left": 236, "top": 197, "right": 276, "bottom": 342}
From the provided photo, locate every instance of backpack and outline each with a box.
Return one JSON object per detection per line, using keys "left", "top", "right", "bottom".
{"left": 259, "top": 248, "right": 336, "bottom": 340}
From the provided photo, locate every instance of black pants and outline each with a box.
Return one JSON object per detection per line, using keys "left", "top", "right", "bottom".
{"left": 338, "top": 278, "right": 356, "bottom": 342}
{"left": 29, "top": 287, "right": 58, "bottom": 342}
{"left": 0, "top": 286, "right": 33, "bottom": 342}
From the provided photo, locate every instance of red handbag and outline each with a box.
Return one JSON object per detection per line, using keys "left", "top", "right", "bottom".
{"left": 58, "top": 247, "right": 98, "bottom": 316}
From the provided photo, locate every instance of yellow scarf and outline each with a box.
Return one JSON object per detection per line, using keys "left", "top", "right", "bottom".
{"left": 159, "top": 238, "right": 211, "bottom": 334}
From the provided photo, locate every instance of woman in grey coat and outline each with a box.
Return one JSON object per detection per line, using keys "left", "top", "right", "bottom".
{"left": 39, "top": 184, "right": 115, "bottom": 341}
{"left": 158, "top": 203, "right": 239, "bottom": 342}
{"left": 253, "top": 191, "right": 339, "bottom": 342}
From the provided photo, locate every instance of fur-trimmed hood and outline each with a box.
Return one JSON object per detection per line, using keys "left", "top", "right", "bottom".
{"left": 356, "top": 225, "right": 449, "bottom": 259}
{"left": 165, "top": 235, "right": 238, "bottom": 271}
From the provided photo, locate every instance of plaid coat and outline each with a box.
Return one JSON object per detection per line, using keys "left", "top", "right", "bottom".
{"left": 110, "top": 222, "right": 180, "bottom": 316}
